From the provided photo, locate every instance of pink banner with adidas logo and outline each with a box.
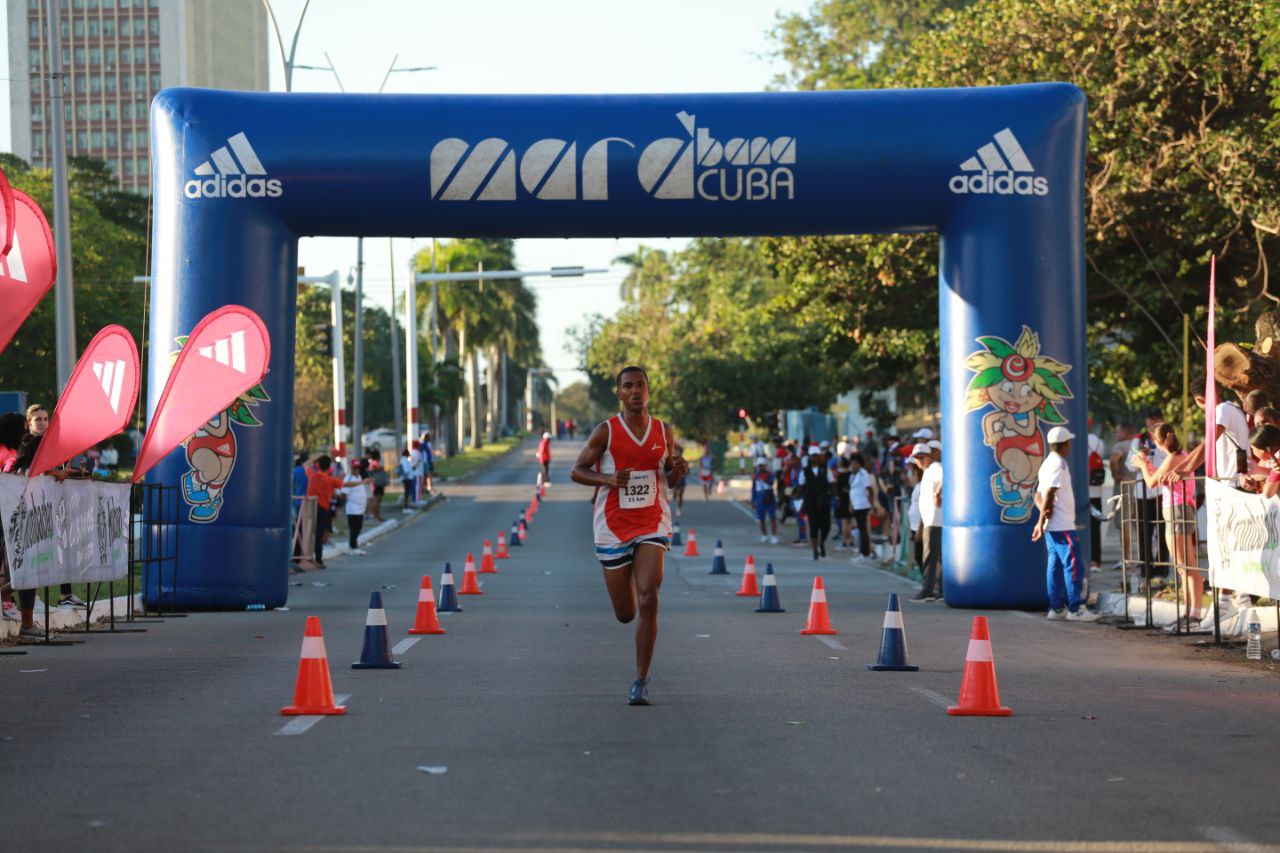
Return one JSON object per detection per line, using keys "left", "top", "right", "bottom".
{"left": 26, "top": 325, "right": 140, "bottom": 478}
{"left": 0, "top": 185, "right": 55, "bottom": 356}
{"left": 132, "top": 305, "right": 271, "bottom": 482}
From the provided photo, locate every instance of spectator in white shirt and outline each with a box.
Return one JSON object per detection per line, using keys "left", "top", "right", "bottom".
{"left": 910, "top": 443, "right": 943, "bottom": 602}
{"left": 341, "top": 459, "right": 374, "bottom": 555}
{"left": 848, "top": 453, "right": 874, "bottom": 557}
{"left": 1175, "top": 384, "right": 1251, "bottom": 484}
{"left": 1032, "top": 427, "right": 1098, "bottom": 622}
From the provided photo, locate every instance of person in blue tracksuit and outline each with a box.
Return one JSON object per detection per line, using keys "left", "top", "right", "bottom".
{"left": 1032, "top": 426, "right": 1099, "bottom": 623}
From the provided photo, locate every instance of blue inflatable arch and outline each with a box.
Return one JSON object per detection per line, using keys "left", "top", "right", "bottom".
{"left": 146, "top": 83, "right": 1086, "bottom": 609}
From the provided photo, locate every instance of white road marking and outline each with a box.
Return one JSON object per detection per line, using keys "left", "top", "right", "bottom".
{"left": 1200, "top": 826, "right": 1271, "bottom": 853}
{"left": 728, "top": 500, "right": 755, "bottom": 520}
{"left": 816, "top": 636, "right": 846, "bottom": 650}
{"left": 909, "top": 687, "right": 952, "bottom": 709}
{"left": 274, "top": 694, "right": 350, "bottom": 736}
{"left": 391, "top": 637, "right": 421, "bottom": 656}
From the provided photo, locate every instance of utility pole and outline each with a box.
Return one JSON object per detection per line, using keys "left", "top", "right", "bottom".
{"left": 388, "top": 248, "right": 404, "bottom": 453}
{"left": 404, "top": 248, "right": 419, "bottom": 450}
{"left": 46, "top": 0, "right": 75, "bottom": 392}
{"left": 350, "top": 240, "right": 364, "bottom": 457}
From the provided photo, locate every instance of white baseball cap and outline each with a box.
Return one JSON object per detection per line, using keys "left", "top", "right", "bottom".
{"left": 1046, "top": 426, "right": 1076, "bottom": 444}
{"left": 927, "top": 439, "right": 942, "bottom": 450}
{"left": 914, "top": 428, "right": 934, "bottom": 440}
{"left": 819, "top": 440, "right": 830, "bottom": 448}
{"left": 754, "top": 456, "right": 769, "bottom": 466}
{"left": 911, "top": 443, "right": 931, "bottom": 457}
{"left": 542, "top": 432, "right": 552, "bottom": 439}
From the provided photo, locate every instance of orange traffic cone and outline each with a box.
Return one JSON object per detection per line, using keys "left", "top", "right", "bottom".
{"left": 519, "top": 519, "right": 529, "bottom": 541}
{"left": 947, "top": 616, "right": 1012, "bottom": 717}
{"left": 281, "top": 616, "right": 346, "bottom": 716}
{"left": 408, "top": 575, "right": 446, "bottom": 635}
{"left": 495, "top": 531, "right": 510, "bottom": 559}
{"left": 479, "top": 540, "right": 498, "bottom": 573}
{"left": 683, "top": 528, "right": 700, "bottom": 557}
{"left": 800, "top": 576, "right": 838, "bottom": 635}
{"left": 459, "top": 553, "right": 483, "bottom": 595}
{"left": 736, "top": 555, "right": 759, "bottom": 597}
{"left": 716, "top": 479, "right": 727, "bottom": 495}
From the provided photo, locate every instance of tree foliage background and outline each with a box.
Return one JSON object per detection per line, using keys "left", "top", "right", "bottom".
{"left": 579, "top": 0, "right": 1279, "bottom": 439}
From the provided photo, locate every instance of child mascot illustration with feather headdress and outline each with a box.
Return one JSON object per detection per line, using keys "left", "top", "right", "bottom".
{"left": 965, "top": 325, "right": 1073, "bottom": 523}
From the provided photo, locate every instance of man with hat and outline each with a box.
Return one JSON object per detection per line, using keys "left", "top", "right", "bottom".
{"left": 910, "top": 441, "right": 944, "bottom": 602}
{"left": 751, "top": 456, "right": 778, "bottom": 543}
{"left": 1032, "top": 426, "right": 1099, "bottom": 622}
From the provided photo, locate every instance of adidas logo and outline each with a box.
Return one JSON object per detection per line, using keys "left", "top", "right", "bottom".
{"left": 197, "top": 330, "right": 247, "bottom": 374}
{"left": 92, "top": 359, "right": 126, "bottom": 414}
{"left": 184, "top": 132, "right": 283, "bottom": 199}
{"left": 0, "top": 230, "right": 29, "bottom": 282}
{"left": 948, "top": 128, "right": 1048, "bottom": 197}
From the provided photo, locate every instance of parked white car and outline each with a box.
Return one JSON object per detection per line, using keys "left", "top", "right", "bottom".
{"left": 361, "top": 428, "right": 400, "bottom": 453}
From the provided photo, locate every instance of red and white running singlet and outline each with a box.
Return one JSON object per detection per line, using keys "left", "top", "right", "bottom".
{"left": 592, "top": 414, "right": 673, "bottom": 549}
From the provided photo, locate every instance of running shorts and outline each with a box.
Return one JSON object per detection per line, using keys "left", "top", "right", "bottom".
{"left": 595, "top": 534, "right": 670, "bottom": 570}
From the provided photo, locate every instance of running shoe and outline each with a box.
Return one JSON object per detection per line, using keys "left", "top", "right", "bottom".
{"left": 628, "top": 677, "right": 651, "bottom": 706}
{"left": 18, "top": 625, "right": 43, "bottom": 641}
{"left": 1067, "top": 608, "right": 1100, "bottom": 622}
{"left": 2, "top": 603, "right": 19, "bottom": 622}
{"left": 1046, "top": 608, "right": 1067, "bottom": 621}
{"left": 769, "top": 536, "right": 778, "bottom": 545}
{"left": 59, "top": 594, "right": 88, "bottom": 608}
{"left": 760, "top": 535, "right": 768, "bottom": 543}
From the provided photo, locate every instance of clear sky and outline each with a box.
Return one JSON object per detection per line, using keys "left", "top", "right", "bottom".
{"left": 1, "top": 0, "right": 808, "bottom": 392}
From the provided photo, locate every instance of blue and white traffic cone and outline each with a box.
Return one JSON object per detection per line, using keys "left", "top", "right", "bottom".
{"left": 671, "top": 523, "right": 682, "bottom": 548}
{"left": 867, "top": 593, "right": 918, "bottom": 671}
{"left": 437, "top": 562, "right": 462, "bottom": 613}
{"left": 510, "top": 519, "right": 523, "bottom": 547}
{"left": 755, "top": 563, "right": 785, "bottom": 613}
{"left": 352, "top": 591, "right": 401, "bottom": 669}
{"left": 709, "top": 540, "right": 728, "bottom": 575}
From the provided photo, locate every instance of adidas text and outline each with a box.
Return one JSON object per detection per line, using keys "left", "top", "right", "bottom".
{"left": 184, "top": 175, "right": 283, "bottom": 199}
{"left": 948, "top": 172, "right": 1048, "bottom": 196}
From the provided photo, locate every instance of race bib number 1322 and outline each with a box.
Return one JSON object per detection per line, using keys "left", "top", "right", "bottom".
{"left": 619, "top": 470, "right": 658, "bottom": 510}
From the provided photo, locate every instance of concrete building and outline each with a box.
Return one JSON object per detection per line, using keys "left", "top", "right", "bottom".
{"left": 8, "top": 0, "right": 268, "bottom": 193}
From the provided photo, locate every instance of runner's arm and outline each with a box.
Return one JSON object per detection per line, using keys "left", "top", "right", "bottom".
{"left": 663, "top": 423, "right": 689, "bottom": 488}
{"left": 571, "top": 423, "right": 628, "bottom": 489}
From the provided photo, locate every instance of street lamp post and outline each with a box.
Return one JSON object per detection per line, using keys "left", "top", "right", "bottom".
{"left": 46, "top": 0, "right": 75, "bottom": 392}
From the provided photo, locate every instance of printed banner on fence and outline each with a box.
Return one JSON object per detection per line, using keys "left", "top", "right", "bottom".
{"left": 1205, "top": 478, "right": 1280, "bottom": 599}
{"left": 0, "top": 473, "right": 130, "bottom": 590}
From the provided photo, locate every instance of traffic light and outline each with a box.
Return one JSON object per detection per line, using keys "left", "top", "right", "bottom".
{"left": 313, "top": 322, "right": 333, "bottom": 357}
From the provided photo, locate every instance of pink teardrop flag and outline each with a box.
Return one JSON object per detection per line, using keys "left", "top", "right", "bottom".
{"left": 27, "top": 325, "right": 140, "bottom": 478}
{"left": 0, "top": 190, "right": 55, "bottom": 356}
{"left": 0, "top": 167, "right": 16, "bottom": 258}
{"left": 132, "top": 305, "right": 271, "bottom": 483}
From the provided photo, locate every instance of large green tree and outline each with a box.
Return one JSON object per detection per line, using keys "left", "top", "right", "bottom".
{"left": 766, "top": 0, "right": 1280, "bottom": 425}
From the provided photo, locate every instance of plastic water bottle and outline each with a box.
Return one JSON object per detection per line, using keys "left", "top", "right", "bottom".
{"left": 1246, "top": 609, "right": 1262, "bottom": 660}
{"left": 246, "top": 603, "right": 266, "bottom": 611}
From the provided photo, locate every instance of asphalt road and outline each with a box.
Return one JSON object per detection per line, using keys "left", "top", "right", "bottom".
{"left": 3, "top": 439, "right": 1279, "bottom": 853}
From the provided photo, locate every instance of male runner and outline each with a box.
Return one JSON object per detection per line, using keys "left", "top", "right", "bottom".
{"left": 572, "top": 366, "right": 689, "bottom": 706}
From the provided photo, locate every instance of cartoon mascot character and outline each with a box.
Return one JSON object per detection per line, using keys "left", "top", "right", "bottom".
{"left": 964, "top": 325, "right": 1073, "bottom": 523}
{"left": 170, "top": 335, "right": 269, "bottom": 523}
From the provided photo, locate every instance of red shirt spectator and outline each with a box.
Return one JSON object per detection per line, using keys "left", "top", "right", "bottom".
{"left": 307, "top": 465, "right": 346, "bottom": 511}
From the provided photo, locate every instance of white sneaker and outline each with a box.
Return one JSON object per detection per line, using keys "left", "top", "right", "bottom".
{"left": 1067, "top": 608, "right": 1100, "bottom": 622}
{"left": 1046, "top": 609, "right": 1067, "bottom": 621}
{"left": 767, "top": 536, "right": 776, "bottom": 544}
{"left": 760, "top": 535, "right": 768, "bottom": 543}
{"left": 2, "top": 604, "right": 19, "bottom": 622}
{"left": 350, "top": 548, "right": 368, "bottom": 556}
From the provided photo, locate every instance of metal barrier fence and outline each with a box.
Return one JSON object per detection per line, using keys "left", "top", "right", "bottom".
{"left": 1115, "top": 476, "right": 1232, "bottom": 645}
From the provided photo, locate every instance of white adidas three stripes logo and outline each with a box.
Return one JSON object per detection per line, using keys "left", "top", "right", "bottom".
{"left": 92, "top": 359, "right": 126, "bottom": 414}
{"left": 948, "top": 128, "right": 1050, "bottom": 197}
{"left": 184, "top": 132, "right": 284, "bottom": 199}
{"left": 193, "top": 132, "right": 266, "bottom": 177}
{"left": 197, "top": 330, "right": 247, "bottom": 374}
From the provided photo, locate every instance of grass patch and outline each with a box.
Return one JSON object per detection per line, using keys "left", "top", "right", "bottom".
{"left": 432, "top": 434, "right": 526, "bottom": 480}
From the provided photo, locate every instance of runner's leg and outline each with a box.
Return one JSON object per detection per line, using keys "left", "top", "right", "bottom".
{"left": 632, "top": 543, "right": 665, "bottom": 679}
{"left": 601, "top": 563, "right": 637, "bottom": 624}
